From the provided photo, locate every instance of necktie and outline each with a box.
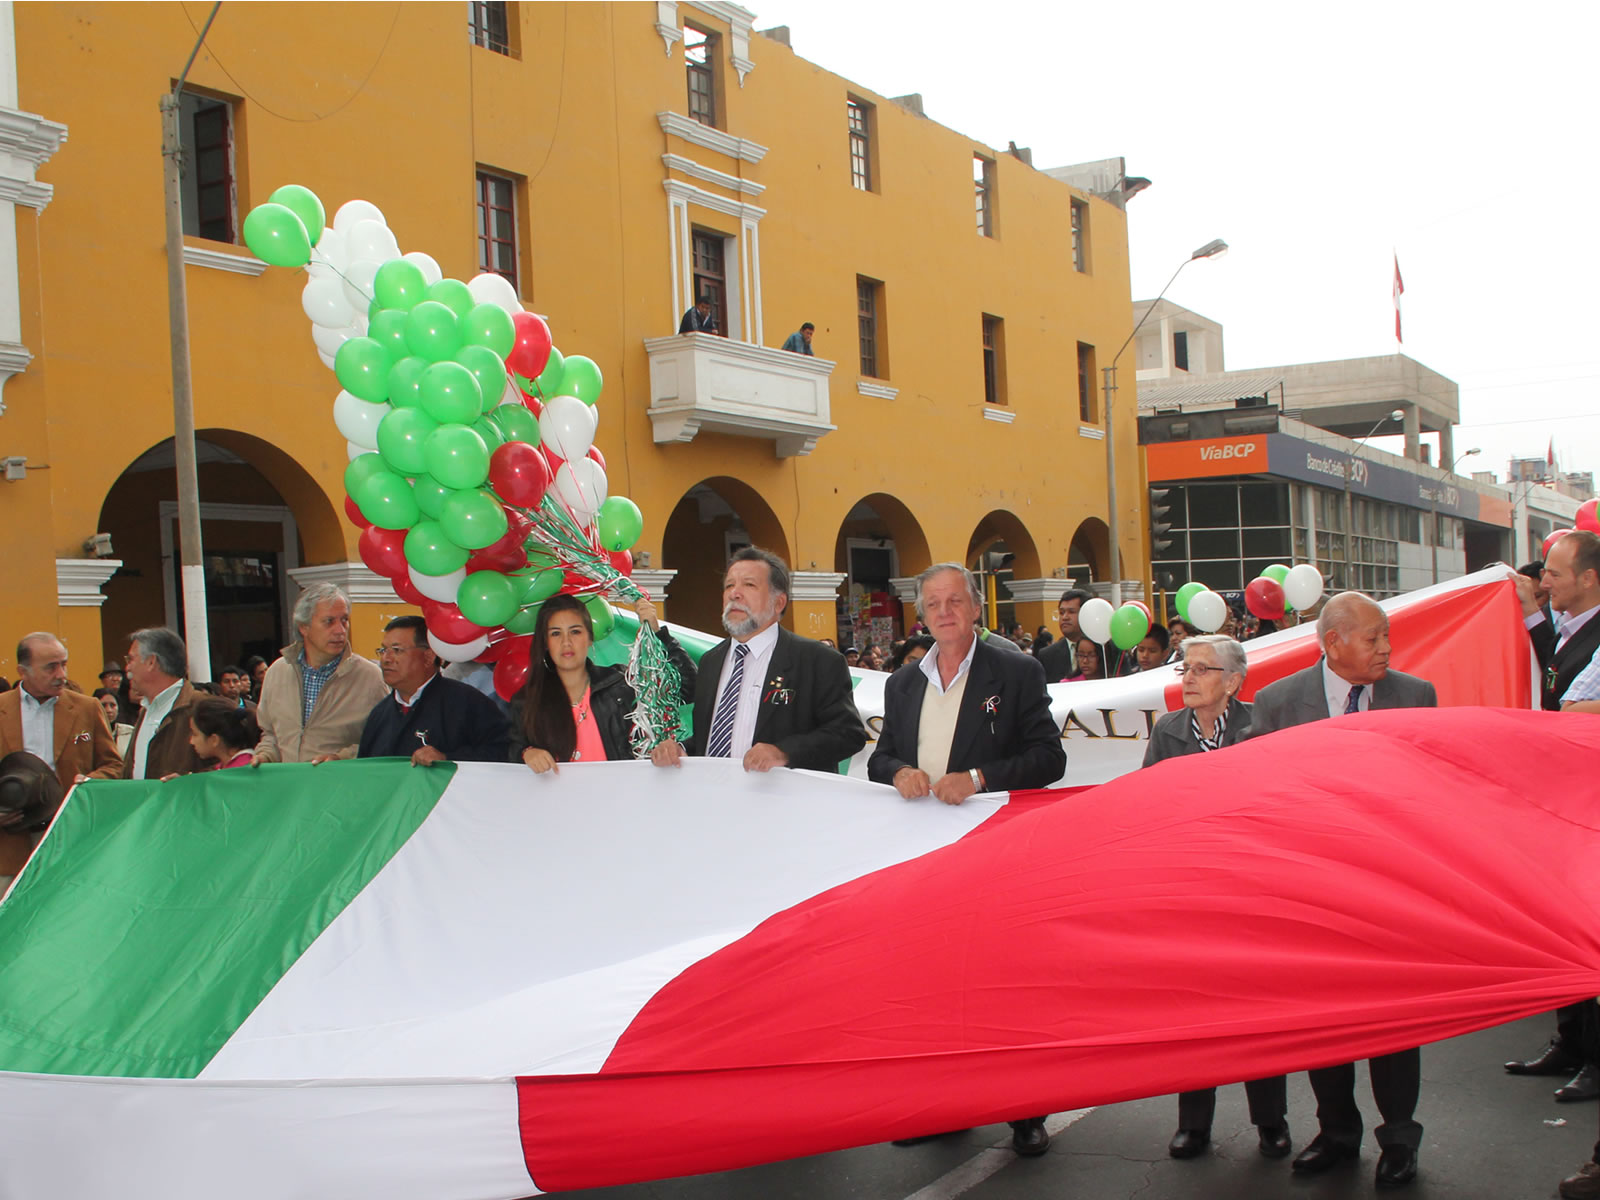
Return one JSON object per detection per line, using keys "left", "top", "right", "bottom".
{"left": 706, "top": 643, "right": 749, "bottom": 758}
{"left": 1344, "top": 684, "right": 1364, "bottom": 715}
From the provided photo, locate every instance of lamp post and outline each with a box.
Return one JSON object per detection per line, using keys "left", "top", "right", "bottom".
{"left": 1342, "top": 408, "right": 1405, "bottom": 591}
{"left": 1102, "top": 238, "right": 1227, "bottom": 607}
{"left": 1431, "top": 447, "right": 1480, "bottom": 584}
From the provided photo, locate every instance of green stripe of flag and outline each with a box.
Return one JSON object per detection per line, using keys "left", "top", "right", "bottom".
{"left": 0, "top": 760, "right": 451, "bottom": 1078}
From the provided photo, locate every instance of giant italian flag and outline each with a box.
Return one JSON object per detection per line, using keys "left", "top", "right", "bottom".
{"left": 1, "top": 568, "right": 1596, "bottom": 1199}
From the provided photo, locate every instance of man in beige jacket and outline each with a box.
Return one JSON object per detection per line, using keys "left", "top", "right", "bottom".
{"left": 252, "top": 583, "right": 388, "bottom": 765}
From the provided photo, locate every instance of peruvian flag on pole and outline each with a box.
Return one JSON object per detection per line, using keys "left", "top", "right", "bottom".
{"left": 1393, "top": 253, "right": 1405, "bottom": 343}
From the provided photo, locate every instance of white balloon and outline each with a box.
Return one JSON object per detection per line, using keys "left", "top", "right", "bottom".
{"left": 333, "top": 199, "right": 385, "bottom": 232}
{"left": 1283, "top": 564, "right": 1325, "bottom": 613}
{"left": 428, "top": 630, "right": 490, "bottom": 663}
{"left": 311, "top": 323, "right": 351, "bottom": 356}
{"left": 306, "top": 226, "right": 348, "bottom": 279}
{"left": 346, "top": 440, "right": 367, "bottom": 462}
{"left": 317, "top": 348, "right": 337, "bottom": 370}
{"left": 467, "top": 271, "right": 522, "bottom": 314}
{"left": 410, "top": 566, "right": 467, "bottom": 604}
{"left": 1186, "top": 590, "right": 1228, "bottom": 634}
{"left": 539, "top": 394, "right": 597, "bottom": 461}
{"left": 402, "top": 252, "right": 444, "bottom": 286}
{"left": 333, "top": 391, "right": 390, "bottom": 450}
{"left": 497, "top": 379, "right": 523, "bottom": 408}
{"left": 344, "top": 219, "right": 400, "bottom": 264}
{"left": 351, "top": 311, "right": 369, "bottom": 336}
{"left": 341, "top": 259, "right": 383, "bottom": 311}
{"left": 553, "top": 457, "right": 608, "bottom": 520}
{"left": 302, "top": 276, "right": 357, "bottom": 328}
{"left": 1077, "top": 597, "right": 1114, "bottom": 644}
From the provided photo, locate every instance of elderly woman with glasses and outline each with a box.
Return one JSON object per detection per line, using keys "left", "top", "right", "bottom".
{"left": 1141, "top": 633, "right": 1291, "bottom": 1163}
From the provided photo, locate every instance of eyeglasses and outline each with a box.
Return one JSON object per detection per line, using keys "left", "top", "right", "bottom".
{"left": 1173, "top": 664, "right": 1227, "bottom": 679}
{"left": 375, "top": 644, "right": 419, "bottom": 658}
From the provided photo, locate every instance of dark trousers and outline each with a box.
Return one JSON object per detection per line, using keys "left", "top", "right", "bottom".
{"left": 1177, "top": 1075, "right": 1287, "bottom": 1132}
{"left": 1309, "top": 1047, "right": 1421, "bottom": 1150}
{"left": 1558, "top": 1000, "right": 1600, "bottom": 1064}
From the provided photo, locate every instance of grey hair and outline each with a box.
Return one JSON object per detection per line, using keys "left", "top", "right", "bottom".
{"left": 128, "top": 627, "right": 187, "bottom": 678}
{"left": 914, "top": 563, "right": 983, "bottom": 615}
{"left": 1316, "top": 590, "right": 1382, "bottom": 644}
{"left": 1180, "top": 633, "right": 1247, "bottom": 679}
{"left": 15, "top": 631, "right": 60, "bottom": 667}
{"left": 293, "top": 582, "right": 351, "bottom": 629}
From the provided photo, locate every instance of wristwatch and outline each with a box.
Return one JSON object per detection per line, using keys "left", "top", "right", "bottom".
{"left": 968, "top": 767, "right": 984, "bottom": 792}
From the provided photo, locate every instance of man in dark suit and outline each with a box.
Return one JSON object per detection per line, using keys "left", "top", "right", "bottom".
{"left": 1036, "top": 587, "right": 1090, "bottom": 682}
{"left": 651, "top": 548, "right": 865, "bottom": 774}
{"left": 1246, "top": 590, "right": 1435, "bottom": 1190}
{"left": 869, "top": 562, "right": 1066, "bottom": 1156}
{"left": 357, "top": 617, "right": 509, "bottom": 765}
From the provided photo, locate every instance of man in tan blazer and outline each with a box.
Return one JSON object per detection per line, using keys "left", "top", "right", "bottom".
{"left": 0, "top": 632, "right": 123, "bottom": 882}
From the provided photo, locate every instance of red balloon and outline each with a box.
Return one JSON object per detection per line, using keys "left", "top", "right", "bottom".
{"left": 357, "top": 524, "right": 408, "bottom": 578}
{"left": 1576, "top": 499, "right": 1600, "bottom": 534}
{"left": 506, "top": 311, "right": 553, "bottom": 381}
{"left": 607, "top": 549, "right": 633, "bottom": 576}
{"left": 1244, "top": 577, "right": 1287, "bottom": 622}
{"left": 392, "top": 572, "right": 426, "bottom": 607}
{"left": 493, "top": 639, "right": 534, "bottom": 700}
{"left": 344, "top": 493, "right": 372, "bottom": 530}
{"left": 586, "top": 445, "right": 607, "bottom": 472}
{"left": 540, "top": 445, "right": 565, "bottom": 476}
{"left": 489, "top": 441, "right": 552, "bottom": 509}
{"left": 561, "top": 568, "right": 594, "bottom": 593}
{"left": 1543, "top": 527, "right": 1578, "bottom": 558}
{"left": 1128, "top": 599, "right": 1153, "bottom": 624}
{"left": 420, "top": 600, "right": 488, "bottom": 644}
{"left": 474, "top": 631, "right": 525, "bottom": 663}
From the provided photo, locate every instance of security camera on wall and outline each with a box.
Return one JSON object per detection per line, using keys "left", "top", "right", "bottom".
{"left": 83, "top": 533, "right": 114, "bottom": 558}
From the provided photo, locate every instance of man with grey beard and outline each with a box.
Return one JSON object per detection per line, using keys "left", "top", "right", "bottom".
{"left": 651, "top": 547, "right": 866, "bottom": 773}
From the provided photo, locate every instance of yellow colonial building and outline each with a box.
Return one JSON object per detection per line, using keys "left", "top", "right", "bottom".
{"left": 1, "top": 1, "right": 1148, "bottom": 675}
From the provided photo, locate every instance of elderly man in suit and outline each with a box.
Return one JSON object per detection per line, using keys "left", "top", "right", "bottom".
{"left": 120, "top": 627, "right": 207, "bottom": 781}
{"left": 869, "top": 562, "right": 1066, "bottom": 1156}
{"left": 1247, "top": 590, "right": 1436, "bottom": 1190}
{"left": 651, "top": 547, "right": 866, "bottom": 773}
{"left": 0, "top": 632, "right": 123, "bottom": 887}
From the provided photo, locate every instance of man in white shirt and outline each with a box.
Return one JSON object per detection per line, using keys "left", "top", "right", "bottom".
{"left": 119, "top": 628, "right": 204, "bottom": 781}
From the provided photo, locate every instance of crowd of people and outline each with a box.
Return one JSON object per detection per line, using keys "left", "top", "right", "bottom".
{"left": 1, "top": 535, "right": 1598, "bottom": 1196}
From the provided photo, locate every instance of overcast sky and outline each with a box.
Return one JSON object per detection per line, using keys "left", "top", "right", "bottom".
{"left": 760, "top": 0, "right": 1599, "bottom": 483}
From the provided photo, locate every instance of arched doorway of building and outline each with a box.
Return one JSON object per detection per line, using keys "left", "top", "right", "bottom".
{"left": 966, "top": 510, "right": 1042, "bottom": 636}
{"left": 831, "top": 494, "right": 932, "bottom": 650}
{"left": 1068, "top": 517, "right": 1110, "bottom": 586}
{"left": 97, "top": 431, "right": 344, "bottom": 671}
{"left": 660, "top": 478, "right": 791, "bottom": 635}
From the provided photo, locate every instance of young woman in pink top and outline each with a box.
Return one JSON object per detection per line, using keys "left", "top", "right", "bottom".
{"left": 187, "top": 697, "right": 261, "bottom": 771}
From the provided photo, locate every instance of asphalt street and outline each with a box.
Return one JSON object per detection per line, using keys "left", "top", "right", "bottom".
{"left": 553, "top": 1014, "right": 1594, "bottom": 1200}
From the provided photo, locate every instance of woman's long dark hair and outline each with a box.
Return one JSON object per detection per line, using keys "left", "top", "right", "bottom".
{"left": 189, "top": 697, "right": 261, "bottom": 759}
{"left": 516, "top": 593, "right": 594, "bottom": 763}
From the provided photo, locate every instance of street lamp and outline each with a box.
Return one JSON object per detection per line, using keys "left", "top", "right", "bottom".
{"left": 1431, "top": 447, "right": 1481, "bottom": 584}
{"left": 1102, "top": 238, "right": 1228, "bottom": 606}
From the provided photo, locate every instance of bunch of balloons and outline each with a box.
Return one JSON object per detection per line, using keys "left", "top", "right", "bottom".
{"left": 1541, "top": 499, "right": 1600, "bottom": 558}
{"left": 1171, "top": 564, "right": 1326, "bottom": 634}
{"left": 1077, "top": 598, "right": 1155, "bottom": 652}
{"left": 244, "top": 185, "right": 680, "bottom": 745}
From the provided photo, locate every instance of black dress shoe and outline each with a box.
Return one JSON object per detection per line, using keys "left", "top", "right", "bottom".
{"left": 1556, "top": 1063, "right": 1600, "bottom": 1103}
{"left": 1507, "top": 1038, "right": 1583, "bottom": 1076}
{"left": 1011, "top": 1117, "right": 1051, "bottom": 1157}
{"left": 1375, "top": 1146, "right": 1418, "bottom": 1188}
{"left": 1257, "top": 1124, "right": 1293, "bottom": 1159}
{"left": 1291, "top": 1133, "right": 1359, "bottom": 1174}
{"left": 1168, "top": 1129, "right": 1210, "bottom": 1159}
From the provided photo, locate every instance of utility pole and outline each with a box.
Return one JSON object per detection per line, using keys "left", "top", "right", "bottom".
{"left": 160, "top": 2, "right": 221, "bottom": 681}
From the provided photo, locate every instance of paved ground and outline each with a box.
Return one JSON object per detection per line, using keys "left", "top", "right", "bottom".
{"left": 554, "top": 1015, "right": 1594, "bottom": 1200}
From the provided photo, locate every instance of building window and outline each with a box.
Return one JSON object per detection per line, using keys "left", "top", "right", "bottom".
{"left": 857, "top": 276, "right": 884, "bottom": 378}
{"left": 1077, "top": 342, "right": 1096, "bottom": 422}
{"left": 982, "top": 315, "right": 1005, "bottom": 405}
{"left": 468, "top": 1, "right": 512, "bottom": 54}
{"left": 476, "top": 170, "right": 519, "bottom": 291}
{"left": 848, "top": 98, "right": 873, "bottom": 191}
{"left": 1173, "top": 330, "right": 1189, "bottom": 372}
{"left": 692, "top": 229, "right": 727, "bottom": 332}
{"left": 180, "top": 90, "right": 236, "bottom": 244}
{"left": 974, "top": 154, "right": 995, "bottom": 236}
{"left": 685, "top": 25, "right": 719, "bottom": 128}
{"left": 1070, "top": 198, "right": 1087, "bottom": 272}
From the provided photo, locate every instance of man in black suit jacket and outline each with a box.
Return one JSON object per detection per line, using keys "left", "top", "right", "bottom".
{"left": 651, "top": 548, "right": 865, "bottom": 774}
{"left": 357, "top": 617, "right": 509, "bottom": 765}
{"left": 1036, "top": 587, "right": 1090, "bottom": 683}
{"left": 1245, "top": 591, "right": 1434, "bottom": 1190}
{"left": 869, "top": 563, "right": 1065, "bottom": 1156}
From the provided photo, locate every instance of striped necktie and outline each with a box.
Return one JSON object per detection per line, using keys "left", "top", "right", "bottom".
{"left": 706, "top": 643, "right": 750, "bottom": 758}
{"left": 1344, "top": 684, "right": 1364, "bottom": 715}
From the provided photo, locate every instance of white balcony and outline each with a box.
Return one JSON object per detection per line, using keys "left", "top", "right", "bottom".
{"left": 643, "top": 334, "right": 835, "bottom": 457}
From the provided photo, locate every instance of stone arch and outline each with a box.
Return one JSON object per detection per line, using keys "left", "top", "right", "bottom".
{"left": 1069, "top": 516, "right": 1111, "bottom": 585}
{"left": 831, "top": 493, "right": 933, "bottom": 650}
{"left": 965, "top": 509, "right": 1043, "bottom": 635}
{"left": 661, "top": 476, "right": 791, "bottom": 634}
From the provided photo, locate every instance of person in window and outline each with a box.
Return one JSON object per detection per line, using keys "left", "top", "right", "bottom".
{"left": 512, "top": 593, "right": 695, "bottom": 773}
{"left": 781, "top": 322, "right": 815, "bottom": 355}
{"left": 678, "top": 295, "right": 718, "bottom": 335}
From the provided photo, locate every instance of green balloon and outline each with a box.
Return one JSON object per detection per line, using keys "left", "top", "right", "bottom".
{"left": 403, "top": 519, "right": 469, "bottom": 576}
{"left": 585, "top": 595, "right": 615, "bottom": 641}
{"left": 461, "top": 303, "right": 516, "bottom": 358}
{"left": 387, "top": 356, "right": 429, "bottom": 408}
{"left": 456, "top": 569, "right": 519, "bottom": 628}
{"left": 1109, "top": 604, "right": 1151, "bottom": 652}
{"left": 1260, "top": 563, "right": 1291, "bottom": 585}
{"left": 440, "top": 486, "right": 510, "bottom": 550}
{"left": 511, "top": 564, "right": 562, "bottom": 606}
{"left": 1175, "top": 581, "right": 1207, "bottom": 621}
{"left": 471, "top": 414, "right": 505, "bottom": 452}
{"left": 404, "top": 301, "right": 464, "bottom": 362}
{"left": 412, "top": 474, "right": 452, "bottom": 519}
{"left": 355, "top": 470, "right": 420, "bottom": 531}
{"left": 490, "top": 402, "right": 540, "bottom": 446}
{"left": 267, "top": 184, "right": 325, "bottom": 246}
{"left": 242, "top": 202, "right": 311, "bottom": 268}
{"left": 418, "top": 361, "right": 483, "bottom": 426}
{"left": 594, "top": 496, "right": 643, "bottom": 552}
{"left": 367, "top": 310, "right": 411, "bottom": 366}
{"left": 335, "top": 337, "right": 390, "bottom": 403}
{"left": 534, "top": 346, "right": 565, "bottom": 397}
{"left": 344, "top": 452, "right": 389, "bottom": 498}
{"left": 427, "top": 278, "right": 476, "bottom": 318}
{"left": 373, "top": 259, "right": 429, "bottom": 312}
{"left": 558, "top": 355, "right": 604, "bottom": 405}
{"left": 455, "top": 345, "right": 507, "bottom": 412}
{"left": 504, "top": 603, "right": 543, "bottom": 635}
{"left": 376, "top": 407, "right": 439, "bottom": 476}
{"left": 424, "top": 423, "right": 490, "bottom": 489}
